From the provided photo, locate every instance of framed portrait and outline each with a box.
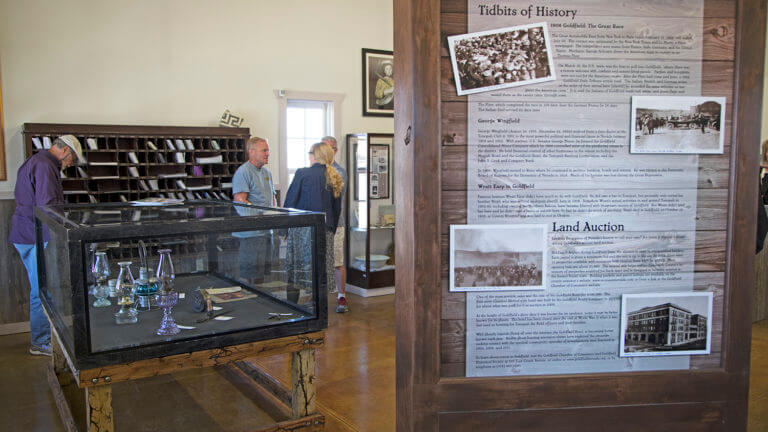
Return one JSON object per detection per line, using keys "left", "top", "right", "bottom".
{"left": 362, "top": 48, "right": 394, "bottom": 117}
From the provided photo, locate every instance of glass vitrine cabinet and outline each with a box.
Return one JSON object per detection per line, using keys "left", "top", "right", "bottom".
{"left": 345, "top": 133, "right": 395, "bottom": 295}
{"left": 35, "top": 200, "right": 328, "bottom": 369}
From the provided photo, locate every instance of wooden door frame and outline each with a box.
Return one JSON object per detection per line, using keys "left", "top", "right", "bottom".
{"left": 394, "top": 0, "right": 766, "bottom": 430}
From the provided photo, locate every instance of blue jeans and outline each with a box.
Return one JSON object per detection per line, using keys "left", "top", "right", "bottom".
{"left": 14, "top": 243, "right": 50, "bottom": 347}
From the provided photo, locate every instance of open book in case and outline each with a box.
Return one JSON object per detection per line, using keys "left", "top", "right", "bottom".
{"left": 23, "top": 123, "right": 250, "bottom": 204}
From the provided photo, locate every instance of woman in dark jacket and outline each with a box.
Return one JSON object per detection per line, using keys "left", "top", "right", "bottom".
{"left": 283, "top": 142, "right": 343, "bottom": 303}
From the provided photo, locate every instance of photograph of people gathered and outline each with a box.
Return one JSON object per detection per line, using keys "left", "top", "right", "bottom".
{"left": 448, "top": 23, "right": 555, "bottom": 96}
{"left": 450, "top": 224, "right": 547, "bottom": 292}
{"left": 630, "top": 95, "right": 725, "bottom": 154}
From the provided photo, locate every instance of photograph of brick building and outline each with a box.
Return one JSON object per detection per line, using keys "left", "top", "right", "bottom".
{"left": 620, "top": 292, "right": 712, "bottom": 356}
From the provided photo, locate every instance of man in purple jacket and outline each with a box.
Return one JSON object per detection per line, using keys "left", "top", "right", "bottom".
{"left": 10, "top": 135, "right": 84, "bottom": 356}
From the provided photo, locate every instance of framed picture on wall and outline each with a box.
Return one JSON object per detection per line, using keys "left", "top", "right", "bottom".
{"left": 362, "top": 48, "right": 394, "bottom": 117}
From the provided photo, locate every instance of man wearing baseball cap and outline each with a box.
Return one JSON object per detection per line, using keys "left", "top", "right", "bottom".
{"left": 10, "top": 135, "right": 84, "bottom": 356}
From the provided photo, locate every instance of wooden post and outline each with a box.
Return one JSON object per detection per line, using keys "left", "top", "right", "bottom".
{"left": 290, "top": 348, "right": 316, "bottom": 418}
{"left": 85, "top": 385, "right": 113, "bottom": 432}
{"left": 51, "top": 331, "right": 68, "bottom": 376}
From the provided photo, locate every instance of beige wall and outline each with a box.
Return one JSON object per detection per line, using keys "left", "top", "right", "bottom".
{"left": 0, "top": 0, "right": 393, "bottom": 192}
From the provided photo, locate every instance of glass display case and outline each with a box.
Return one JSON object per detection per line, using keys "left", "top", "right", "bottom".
{"left": 345, "top": 133, "right": 395, "bottom": 295}
{"left": 35, "top": 200, "right": 328, "bottom": 369}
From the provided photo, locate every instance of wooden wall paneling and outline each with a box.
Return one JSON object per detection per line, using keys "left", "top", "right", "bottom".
{"left": 721, "top": 0, "right": 766, "bottom": 427}
{"left": 438, "top": 0, "right": 737, "bottom": 17}
{"left": 440, "top": 143, "right": 731, "bottom": 191}
{"left": 394, "top": 0, "right": 442, "bottom": 430}
{"left": 437, "top": 403, "right": 725, "bottom": 432}
{"left": 755, "top": 246, "right": 768, "bottom": 321}
{"left": 441, "top": 17, "right": 736, "bottom": 62}
{"left": 440, "top": 272, "right": 728, "bottom": 374}
{"left": 434, "top": 372, "right": 732, "bottom": 411}
{"left": 441, "top": 58, "right": 735, "bottom": 102}
{"left": 0, "top": 199, "right": 31, "bottom": 325}
{"left": 395, "top": 0, "right": 761, "bottom": 428}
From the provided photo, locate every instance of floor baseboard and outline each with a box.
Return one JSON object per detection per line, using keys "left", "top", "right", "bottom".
{"left": 0, "top": 321, "right": 29, "bottom": 336}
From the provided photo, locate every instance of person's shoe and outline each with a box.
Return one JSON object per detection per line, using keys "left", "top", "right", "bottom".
{"left": 30, "top": 343, "right": 52, "bottom": 357}
{"left": 336, "top": 296, "right": 349, "bottom": 313}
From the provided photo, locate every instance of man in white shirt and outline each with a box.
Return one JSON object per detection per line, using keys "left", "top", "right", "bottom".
{"left": 232, "top": 137, "right": 276, "bottom": 284}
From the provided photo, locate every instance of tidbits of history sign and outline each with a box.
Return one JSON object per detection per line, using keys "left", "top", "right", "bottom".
{"left": 459, "top": 0, "right": 709, "bottom": 377}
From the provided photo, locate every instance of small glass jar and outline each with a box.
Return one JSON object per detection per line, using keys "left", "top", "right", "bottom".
{"left": 114, "top": 261, "right": 138, "bottom": 325}
{"left": 91, "top": 252, "right": 111, "bottom": 307}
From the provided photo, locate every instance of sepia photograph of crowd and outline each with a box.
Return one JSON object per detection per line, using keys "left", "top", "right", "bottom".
{"left": 630, "top": 95, "right": 725, "bottom": 154}
{"left": 448, "top": 23, "right": 555, "bottom": 96}
{"left": 450, "top": 224, "right": 547, "bottom": 292}
{"left": 620, "top": 292, "right": 713, "bottom": 357}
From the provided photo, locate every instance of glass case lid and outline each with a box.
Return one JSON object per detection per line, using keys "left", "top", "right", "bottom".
{"left": 42, "top": 200, "right": 305, "bottom": 228}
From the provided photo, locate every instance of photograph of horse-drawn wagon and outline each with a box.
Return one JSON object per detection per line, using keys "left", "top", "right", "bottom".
{"left": 630, "top": 96, "right": 725, "bottom": 154}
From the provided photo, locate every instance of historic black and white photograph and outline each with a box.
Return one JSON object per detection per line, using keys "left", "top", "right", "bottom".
{"left": 450, "top": 224, "right": 547, "bottom": 292}
{"left": 620, "top": 292, "right": 713, "bottom": 357}
{"left": 362, "top": 48, "right": 394, "bottom": 117}
{"left": 630, "top": 96, "right": 726, "bottom": 154}
{"left": 447, "top": 23, "right": 555, "bottom": 96}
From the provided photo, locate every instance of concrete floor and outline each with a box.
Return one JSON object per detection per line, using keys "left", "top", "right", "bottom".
{"left": 1, "top": 297, "right": 766, "bottom": 431}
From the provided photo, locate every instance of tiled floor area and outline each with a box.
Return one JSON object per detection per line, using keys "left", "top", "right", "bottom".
{"left": 1, "top": 296, "right": 767, "bottom": 431}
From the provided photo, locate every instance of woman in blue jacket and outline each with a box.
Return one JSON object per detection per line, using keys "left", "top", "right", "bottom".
{"left": 283, "top": 142, "right": 343, "bottom": 304}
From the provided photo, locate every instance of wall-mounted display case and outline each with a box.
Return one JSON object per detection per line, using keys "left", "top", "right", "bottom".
{"left": 345, "top": 133, "right": 395, "bottom": 295}
{"left": 35, "top": 200, "right": 327, "bottom": 369}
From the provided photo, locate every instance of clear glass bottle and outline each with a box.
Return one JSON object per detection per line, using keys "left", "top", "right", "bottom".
{"left": 155, "top": 249, "right": 180, "bottom": 335}
{"left": 156, "top": 249, "right": 175, "bottom": 293}
{"left": 91, "top": 252, "right": 111, "bottom": 307}
{"left": 114, "top": 261, "right": 138, "bottom": 324}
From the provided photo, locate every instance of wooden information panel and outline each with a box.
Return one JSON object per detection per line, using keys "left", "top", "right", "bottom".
{"left": 394, "top": 0, "right": 765, "bottom": 430}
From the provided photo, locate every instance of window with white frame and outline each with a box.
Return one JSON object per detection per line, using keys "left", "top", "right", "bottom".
{"left": 285, "top": 99, "right": 332, "bottom": 186}
{"left": 277, "top": 91, "right": 344, "bottom": 203}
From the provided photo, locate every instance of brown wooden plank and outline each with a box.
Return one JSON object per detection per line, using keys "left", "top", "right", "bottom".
{"left": 394, "top": 0, "right": 418, "bottom": 429}
{"left": 0, "top": 199, "right": 30, "bottom": 325}
{"left": 23, "top": 123, "right": 249, "bottom": 138}
{"left": 252, "top": 413, "right": 324, "bottom": 432}
{"left": 439, "top": 100, "right": 735, "bottom": 149}
{"left": 438, "top": 402, "right": 724, "bottom": 432}
{"left": 441, "top": 16, "right": 735, "bottom": 62}
{"left": 46, "top": 364, "right": 79, "bottom": 432}
{"left": 441, "top": 58, "right": 735, "bottom": 102}
{"left": 440, "top": 271, "right": 726, "bottom": 322}
{"left": 395, "top": 0, "right": 443, "bottom": 430}
{"left": 218, "top": 364, "right": 292, "bottom": 422}
{"left": 428, "top": 372, "right": 735, "bottom": 412}
{"left": 440, "top": 143, "right": 732, "bottom": 191}
{"left": 440, "top": 0, "right": 736, "bottom": 17}
{"left": 440, "top": 271, "right": 725, "bottom": 374}
{"left": 722, "top": 0, "right": 766, "bottom": 428}
{"left": 438, "top": 231, "right": 728, "bottom": 275}
{"left": 85, "top": 384, "right": 113, "bottom": 432}
{"left": 755, "top": 245, "right": 768, "bottom": 321}
{"left": 78, "top": 332, "right": 324, "bottom": 388}
{"left": 233, "top": 360, "right": 292, "bottom": 406}
{"left": 291, "top": 349, "right": 316, "bottom": 419}
{"left": 695, "top": 230, "right": 727, "bottom": 272}
{"left": 440, "top": 362, "right": 465, "bottom": 378}
{"left": 439, "top": 189, "right": 729, "bottom": 233}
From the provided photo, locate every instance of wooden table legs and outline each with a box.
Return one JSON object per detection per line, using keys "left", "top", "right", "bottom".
{"left": 48, "top": 330, "right": 114, "bottom": 432}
